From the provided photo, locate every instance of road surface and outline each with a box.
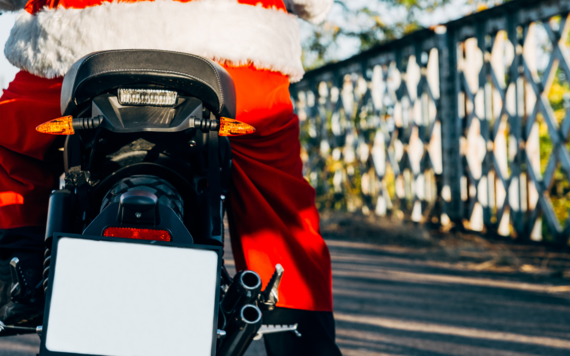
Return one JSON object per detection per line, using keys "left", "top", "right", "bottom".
{"left": 2, "top": 214, "right": 570, "bottom": 355}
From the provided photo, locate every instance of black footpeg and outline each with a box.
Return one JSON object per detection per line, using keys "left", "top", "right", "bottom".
{"left": 253, "top": 323, "right": 301, "bottom": 340}
{"left": 0, "top": 321, "right": 42, "bottom": 336}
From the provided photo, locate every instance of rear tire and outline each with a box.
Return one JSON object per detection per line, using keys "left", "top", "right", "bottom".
{"left": 100, "top": 175, "right": 184, "bottom": 220}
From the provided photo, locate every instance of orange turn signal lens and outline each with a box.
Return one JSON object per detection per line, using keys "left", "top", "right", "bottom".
{"left": 219, "top": 117, "right": 256, "bottom": 137}
{"left": 103, "top": 227, "right": 172, "bottom": 242}
{"left": 36, "top": 116, "right": 75, "bottom": 135}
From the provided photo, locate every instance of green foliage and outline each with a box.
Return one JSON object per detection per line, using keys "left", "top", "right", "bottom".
{"left": 542, "top": 68, "right": 570, "bottom": 237}
{"left": 301, "top": 0, "right": 510, "bottom": 69}
{"left": 301, "top": 0, "right": 451, "bottom": 69}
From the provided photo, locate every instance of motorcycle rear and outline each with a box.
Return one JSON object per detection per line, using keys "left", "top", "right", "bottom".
{"left": 0, "top": 50, "right": 298, "bottom": 356}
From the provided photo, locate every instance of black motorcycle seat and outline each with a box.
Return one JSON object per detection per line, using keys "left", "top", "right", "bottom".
{"left": 60, "top": 50, "right": 236, "bottom": 119}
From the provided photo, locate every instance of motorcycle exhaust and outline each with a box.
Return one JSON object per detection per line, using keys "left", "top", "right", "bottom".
{"left": 217, "top": 304, "right": 263, "bottom": 356}
{"left": 221, "top": 270, "right": 261, "bottom": 317}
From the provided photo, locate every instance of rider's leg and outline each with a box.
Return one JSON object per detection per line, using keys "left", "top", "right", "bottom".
{"left": 0, "top": 71, "right": 63, "bottom": 323}
{"left": 223, "top": 65, "right": 340, "bottom": 354}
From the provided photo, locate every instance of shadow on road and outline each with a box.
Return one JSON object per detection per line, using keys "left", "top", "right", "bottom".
{"left": 323, "top": 213, "right": 570, "bottom": 356}
{"left": 2, "top": 213, "right": 570, "bottom": 356}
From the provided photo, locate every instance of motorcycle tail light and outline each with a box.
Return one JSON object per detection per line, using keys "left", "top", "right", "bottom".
{"left": 36, "top": 116, "right": 75, "bottom": 135}
{"left": 118, "top": 88, "right": 177, "bottom": 106}
{"left": 219, "top": 117, "right": 256, "bottom": 136}
{"left": 103, "top": 227, "right": 171, "bottom": 242}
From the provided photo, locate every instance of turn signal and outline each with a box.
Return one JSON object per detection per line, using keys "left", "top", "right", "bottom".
{"left": 103, "top": 227, "right": 172, "bottom": 242}
{"left": 36, "top": 116, "right": 74, "bottom": 135}
{"left": 219, "top": 117, "right": 256, "bottom": 137}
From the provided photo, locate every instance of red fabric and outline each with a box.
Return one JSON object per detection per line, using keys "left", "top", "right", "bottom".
{"left": 0, "top": 71, "right": 62, "bottom": 229}
{"left": 224, "top": 66, "right": 333, "bottom": 311}
{"left": 25, "top": 0, "right": 286, "bottom": 14}
{"left": 0, "top": 68, "right": 334, "bottom": 312}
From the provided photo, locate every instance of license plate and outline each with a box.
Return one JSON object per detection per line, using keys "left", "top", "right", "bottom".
{"left": 40, "top": 234, "right": 221, "bottom": 356}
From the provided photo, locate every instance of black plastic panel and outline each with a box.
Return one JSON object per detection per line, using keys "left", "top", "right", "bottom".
{"left": 92, "top": 94, "right": 202, "bottom": 133}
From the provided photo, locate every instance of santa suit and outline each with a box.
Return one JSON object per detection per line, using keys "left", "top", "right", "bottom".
{"left": 0, "top": 0, "right": 341, "bottom": 354}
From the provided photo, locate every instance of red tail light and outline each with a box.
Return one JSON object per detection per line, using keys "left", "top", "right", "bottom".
{"left": 103, "top": 227, "right": 171, "bottom": 242}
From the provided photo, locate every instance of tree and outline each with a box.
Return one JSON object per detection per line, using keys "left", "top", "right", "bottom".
{"left": 301, "top": 0, "right": 504, "bottom": 69}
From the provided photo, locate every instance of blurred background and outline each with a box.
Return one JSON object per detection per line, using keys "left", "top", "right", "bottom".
{"left": 290, "top": 0, "right": 570, "bottom": 353}
{"left": 2, "top": 1, "right": 570, "bottom": 355}
{"left": 0, "top": 12, "right": 18, "bottom": 89}
{"left": 293, "top": 0, "right": 570, "bottom": 244}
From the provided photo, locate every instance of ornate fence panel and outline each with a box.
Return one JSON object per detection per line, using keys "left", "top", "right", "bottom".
{"left": 291, "top": 0, "right": 570, "bottom": 244}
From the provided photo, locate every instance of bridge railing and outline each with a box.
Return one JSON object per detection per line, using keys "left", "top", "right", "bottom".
{"left": 291, "top": 0, "right": 570, "bottom": 244}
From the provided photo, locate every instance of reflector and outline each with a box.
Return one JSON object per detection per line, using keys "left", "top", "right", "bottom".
{"left": 36, "top": 116, "right": 74, "bottom": 135}
{"left": 219, "top": 117, "right": 256, "bottom": 136}
{"left": 103, "top": 227, "right": 171, "bottom": 242}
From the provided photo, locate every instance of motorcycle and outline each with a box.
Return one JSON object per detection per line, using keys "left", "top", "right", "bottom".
{"left": 0, "top": 50, "right": 300, "bottom": 356}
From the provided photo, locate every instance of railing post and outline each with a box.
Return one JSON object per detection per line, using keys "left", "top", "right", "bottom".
{"left": 438, "top": 27, "right": 463, "bottom": 224}
{"left": 292, "top": 0, "right": 570, "bottom": 243}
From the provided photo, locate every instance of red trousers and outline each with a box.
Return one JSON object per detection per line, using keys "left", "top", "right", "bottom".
{"left": 0, "top": 68, "right": 333, "bottom": 312}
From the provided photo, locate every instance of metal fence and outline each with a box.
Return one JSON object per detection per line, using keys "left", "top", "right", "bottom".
{"left": 291, "top": 0, "right": 570, "bottom": 244}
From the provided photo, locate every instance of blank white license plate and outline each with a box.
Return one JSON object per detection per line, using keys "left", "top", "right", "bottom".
{"left": 41, "top": 236, "right": 220, "bottom": 356}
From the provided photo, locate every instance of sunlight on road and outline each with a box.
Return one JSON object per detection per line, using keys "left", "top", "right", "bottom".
{"left": 333, "top": 265, "right": 570, "bottom": 293}
{"left": 335, "top": 312, "right": 570, "bottom": 350}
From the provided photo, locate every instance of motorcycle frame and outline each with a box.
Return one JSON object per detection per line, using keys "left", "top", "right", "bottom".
{"left": 53, "top": 95, "right": 230, "bottom": 244}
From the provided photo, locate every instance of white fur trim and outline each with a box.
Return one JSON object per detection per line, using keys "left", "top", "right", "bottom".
{"left": 5, "top": 0, "right": 305, "bottom": 82}
{"left": 283, "top": 0, "right": 332, "bottom": 24}
{"left": 0, "top": 0, "right": 26, "bottom": 12}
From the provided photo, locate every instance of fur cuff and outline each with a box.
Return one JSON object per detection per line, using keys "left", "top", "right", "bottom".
{"left": 0, "top": 0, "right": 26, "bottom": 12}
{"left": 284, "top": 0, "right": 333, "bottom": 24}
{"left": 5, "top": 1, "right": 305, "bottom": 81}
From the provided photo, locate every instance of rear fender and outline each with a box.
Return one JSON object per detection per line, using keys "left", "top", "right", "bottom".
{"left": 83, "top": 202, "right": 194, "bottom": 244}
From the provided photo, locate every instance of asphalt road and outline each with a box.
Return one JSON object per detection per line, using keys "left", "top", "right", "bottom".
{"left": 2, "top": 216, "right": 570, "bottom": 356}
{"left": 326, "top": 240, "right": 570, "bottom": 355}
